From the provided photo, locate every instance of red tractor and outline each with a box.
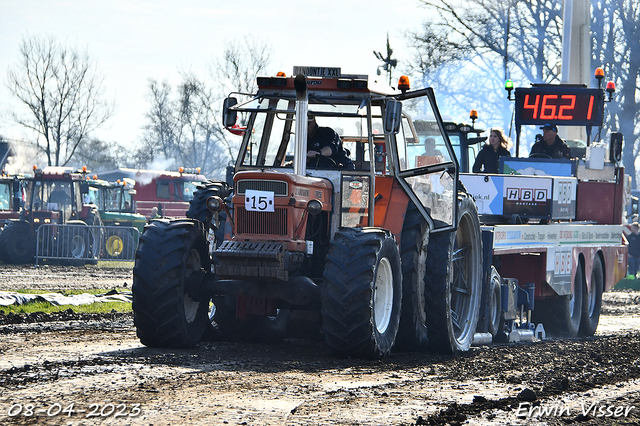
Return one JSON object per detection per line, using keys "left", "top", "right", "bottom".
{"left": 0, "top": 174, "right": 28, "bottom": 229}
{"left": 132, "top": 68, "right": 482, "bottom": 358}
{"left": 0, "top": 166, "right": 102, "bottom": 264}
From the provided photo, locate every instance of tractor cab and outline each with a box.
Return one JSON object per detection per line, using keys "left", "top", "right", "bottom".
{"left": 0, "top": 173, "right": 30, "bottom": 228}
{"left": 0, "top": 166, "right": 102, "bottom": 264}
{"left": 223, "top": 67, "right": 459, "bottom": 245}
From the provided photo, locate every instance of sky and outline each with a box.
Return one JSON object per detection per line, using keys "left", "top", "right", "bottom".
{"left": 0, "top": 0, "right": 427, "bottom": 152}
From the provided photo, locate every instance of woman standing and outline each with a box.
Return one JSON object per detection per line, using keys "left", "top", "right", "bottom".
{"left": 472, "top": 128, "right": 512, "bottom": 173}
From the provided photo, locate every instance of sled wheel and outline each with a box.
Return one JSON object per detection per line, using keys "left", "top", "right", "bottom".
{"left": 322, "top": 228, "right": 402, "bottom": 359}
{"left": 425, "top": 193, "right": 482, "bottom": 353}
{"left": 395, "top": 202, "right": 430, "bottom": 352}
{"left": 132, "top": 219, "right": 209, "bottom": 348}
{"left": 579, "top": 256, "right": 603, "bottom": 336}
{"left": 534, "top": 261, "right": 584, "bottom": 338}
{"left": 487, "top": 266, "right": 503, "bottom": 337}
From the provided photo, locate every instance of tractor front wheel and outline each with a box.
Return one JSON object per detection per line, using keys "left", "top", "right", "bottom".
{"left": 132, "top": 219, "right": 210, "bottom": 348}
{"left": 395, "top": 202, "right": 429, "bottom": 352}
{"left": 322, "top": 228, "right": 402, "bottom": 359}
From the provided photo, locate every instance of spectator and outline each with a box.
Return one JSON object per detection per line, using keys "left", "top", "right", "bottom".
{"left": 530, "top": 123, "right": 571, "bottom": 159}
{"left": 472, "top": 128, "right": 512, "bottom": 173}
{"left": 150, "top": 206, "right": 161, "bottom": 220}
{"left": 626, "top": 222, "right": 640, "bottom": 277}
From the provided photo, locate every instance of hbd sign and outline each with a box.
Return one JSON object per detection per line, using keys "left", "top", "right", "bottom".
{"left": 503, "top": 176, "right": 552, "bottom": 218}
{"left": 506, "top": 188, "right": 548, "bottom": 202}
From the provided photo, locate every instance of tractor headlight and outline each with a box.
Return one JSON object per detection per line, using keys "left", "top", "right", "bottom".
{"left": 306, "top": 199, "right": 323, "bottom": 215}
{"left": 206, "top": 196, "right": 224, "bottom": 212}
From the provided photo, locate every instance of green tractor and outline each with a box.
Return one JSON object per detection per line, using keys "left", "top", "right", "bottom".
{"left": 85, "top": 177, "right": 146, "bottom": 259}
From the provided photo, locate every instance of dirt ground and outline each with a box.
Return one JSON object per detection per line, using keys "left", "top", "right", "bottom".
{"left": 1, "top": 264, "right": 640, "bottom": 425}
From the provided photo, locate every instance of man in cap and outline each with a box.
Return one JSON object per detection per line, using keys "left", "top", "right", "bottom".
{"left": 530, "top": 123, "right": 571, "bottom": 159}
{"left": 625, "top": 222, "right": 640, "bottom": 278}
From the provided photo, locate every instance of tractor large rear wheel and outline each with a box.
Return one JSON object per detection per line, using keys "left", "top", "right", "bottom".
{"left": 186, "top": 180, "right": 230, "bottom": 251}
{"left": 322, "top": 228, "right": 402, "bottom": 359}
{"left": 132, "top": 219, "right": 209, "bottom": 348}
{"left": 394, "top": 202, "right": 429, "bottom": 352}
{"left": 0, "top": 221, "right": 35, "bottom": 264}
{"left": 425, "top": 193, "right": 482, "bottom": 353}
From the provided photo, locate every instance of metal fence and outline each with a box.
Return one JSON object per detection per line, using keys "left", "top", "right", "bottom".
{"left": 35, "top": 224, "right": 140, "bottom": 266}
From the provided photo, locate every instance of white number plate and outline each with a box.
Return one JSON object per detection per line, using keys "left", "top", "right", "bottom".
{"left": 244, "top": 189, "right": 275, "bottom": 212}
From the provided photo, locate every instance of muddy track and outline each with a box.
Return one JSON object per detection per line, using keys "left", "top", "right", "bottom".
{"left": 1, "top": 265, "right": 640, "bottom": 425}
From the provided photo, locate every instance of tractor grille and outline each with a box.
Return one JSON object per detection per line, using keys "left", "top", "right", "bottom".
{"left": 237, "top": 179, "right": 288, "bottom": 196}
{"left": 236, "top": 207, "right": 288, "bottom": 236}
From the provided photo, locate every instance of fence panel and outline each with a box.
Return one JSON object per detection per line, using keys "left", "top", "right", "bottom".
{"left": 35, "top": 224, "right": 140, "bottom": 266}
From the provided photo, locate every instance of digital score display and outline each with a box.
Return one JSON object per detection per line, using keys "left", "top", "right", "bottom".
{"left": 514, "top": 87, "right": 604, "bottom": 127}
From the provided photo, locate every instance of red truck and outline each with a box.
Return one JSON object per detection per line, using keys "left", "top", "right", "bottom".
{"left": 96, "top": 168, "right": 207, "bottom": 219}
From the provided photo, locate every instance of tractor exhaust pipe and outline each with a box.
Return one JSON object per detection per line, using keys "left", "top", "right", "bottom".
{"left": 294, "top": 74, "right": 308, "bottom": 176}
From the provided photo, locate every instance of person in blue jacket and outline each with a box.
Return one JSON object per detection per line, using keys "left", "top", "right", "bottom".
{"left": 472, "top": 128, "right": 512, "bottom": 173}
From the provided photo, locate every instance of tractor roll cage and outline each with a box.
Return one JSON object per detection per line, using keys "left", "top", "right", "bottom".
{"left": 226, "top": 83, "right": 459, "bottom": 233}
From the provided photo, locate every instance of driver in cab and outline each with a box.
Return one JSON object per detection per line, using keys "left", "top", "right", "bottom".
{"left": 530, "top": 123, "right": 571, "bottom": 159}
{"left": 306, "top": 115, "right": 354, "bottom": 169}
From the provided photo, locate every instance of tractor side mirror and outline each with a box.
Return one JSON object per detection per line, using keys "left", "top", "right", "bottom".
{"left": 384, "top": 100, "right": 402, "bottom": 134}
{"left": 223, "top": 97, "right": 238, "bottom": 127}
{"left": 610, "top": 132, "right": 623, "bottom": 164}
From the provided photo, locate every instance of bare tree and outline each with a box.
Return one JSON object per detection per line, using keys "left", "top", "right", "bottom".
{"left": 408, "top": 0, "right": 564, "bottom": 135}
{"left": 6, "top": 35, "right": 112, "bottom": 166}
{"left": 139, "top": 79, "right": 178, "bottom": 166}
{"left": 73, "top": 137, "right": 121, "bottom": 172}
{"left": 137, "top": 36, "right": 272, "bottom": 179}
{"left": 592, "top": 0, "right": 640, "bottom": 187}
{"left": 175, "top": 73, "right": 227, "bottom": 176}
{"left": 208, "top": 36, "right": 273, "bottom": 162}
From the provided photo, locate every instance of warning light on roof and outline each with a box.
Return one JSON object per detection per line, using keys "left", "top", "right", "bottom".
{"left": 276, "top": 71, "right": 286, "bottom": 77}
{"left": 397, "top": 76, "right": 410, "bottom": 92}
{"left": 179, "top": 167, "right": 184, "bottom": 173}
{"left": 595, "top": 67, "right": 605, "bottom": 80}
{"left": 82, "top": 166, "right": 87, "bottom": 172}
{"left": 606, "top": 81, "right": 616, "bottom": 101}
{"left": 470, "top": 109, "right": 478, "bottom": 124}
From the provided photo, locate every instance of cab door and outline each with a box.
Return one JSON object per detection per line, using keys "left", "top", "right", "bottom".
{"left": 391, "top": 88, "right": 457, "bottom": 231}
